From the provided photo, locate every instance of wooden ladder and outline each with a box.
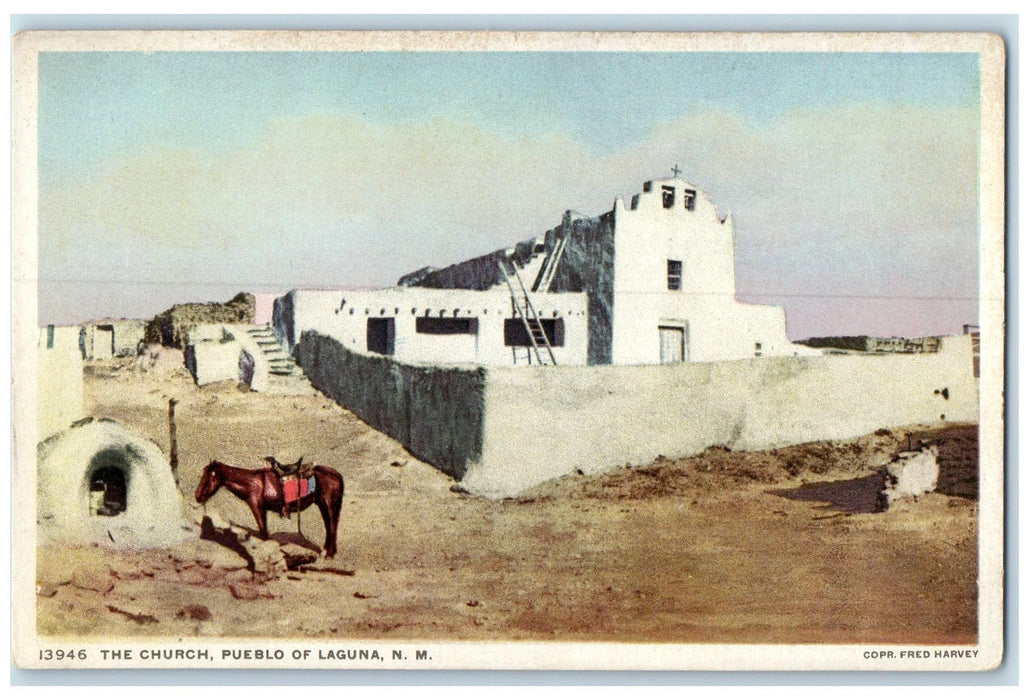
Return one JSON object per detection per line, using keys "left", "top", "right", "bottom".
{"left": 498, "top": 258, "right": 557, "bottom": 366}
{"left": 533, "top": 232, "right": 568, "bottom": 292}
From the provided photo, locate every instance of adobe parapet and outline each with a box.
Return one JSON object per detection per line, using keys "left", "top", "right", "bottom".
{"left": 617, "top": 177, "right": 730, "bottom": 226}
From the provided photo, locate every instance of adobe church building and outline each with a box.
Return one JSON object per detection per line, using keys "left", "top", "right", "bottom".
{"left": 277, "top": 176, "right": 816, "bottom": 368}
{"left": 273, "top": 175, "right": 977, "bottom": 496}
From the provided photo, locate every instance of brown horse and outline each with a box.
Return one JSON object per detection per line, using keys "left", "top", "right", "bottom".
{"left": 194, "top": 460, "right": 344, "bottom": 558}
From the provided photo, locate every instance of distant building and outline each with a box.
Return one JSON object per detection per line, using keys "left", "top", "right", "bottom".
{"left": 800, "top": 335, "right": 944, "bottom": 354}
{"left": 80, "top": 319, "right": 146, "bottom": 360}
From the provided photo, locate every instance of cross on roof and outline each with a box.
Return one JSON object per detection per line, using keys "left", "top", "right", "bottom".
{"left": 671, "top": 164, "right": 682, "bottom": 178}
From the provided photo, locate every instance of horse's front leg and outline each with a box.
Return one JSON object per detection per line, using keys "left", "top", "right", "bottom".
{"left": 248, "top": 499, "right": 268, "bottom": 539}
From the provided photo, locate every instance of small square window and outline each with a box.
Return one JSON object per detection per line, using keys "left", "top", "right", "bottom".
{"left": 667, "top": 260, "right": 682, "bottom": 291}
{"left": 683, "top": 189, "right": 697, "bottom": 211}
{"left": 661, "top": 185, "right": 675, "bottom": 209}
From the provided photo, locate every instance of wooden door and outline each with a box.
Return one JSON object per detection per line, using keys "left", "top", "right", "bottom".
{"left": 659, "top": 326, "right": 685, "bottom": 364}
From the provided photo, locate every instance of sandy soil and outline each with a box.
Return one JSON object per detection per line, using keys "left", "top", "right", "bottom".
{"left": 36, "top": 351, "right": 978, "bottom": 644}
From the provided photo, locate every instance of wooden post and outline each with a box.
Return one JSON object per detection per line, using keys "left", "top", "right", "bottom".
{"left": 168, "top": 397, "right": 179, "bottom": 485}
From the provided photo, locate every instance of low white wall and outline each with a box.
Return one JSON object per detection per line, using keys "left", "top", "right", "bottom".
{"left": 189, "top": 338, "right": 243, "bottom": 386}
{"left": 38, "top": 326, "right": 84, "bottom": 441}
{"left": 461, "top": 335, "right": 978, "bottom": 496}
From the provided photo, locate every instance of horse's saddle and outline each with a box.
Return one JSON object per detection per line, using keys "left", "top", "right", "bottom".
{"left": 264, "top": 455, "right": 314, "bottom": 479}
{"left": 265, "top": 456, "right": 316, "bottom": 516}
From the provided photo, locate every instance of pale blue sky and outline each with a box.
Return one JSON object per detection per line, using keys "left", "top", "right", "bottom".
{"left": 38, "top": 50, "right": 981, "bottom": 337}
{"left": 40, "top": 51, "right": 979, "bottom": 175}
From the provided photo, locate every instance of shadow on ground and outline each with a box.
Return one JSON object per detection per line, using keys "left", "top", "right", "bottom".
{"left": 268, "top": 531, "right": 321, "bottom": 552}
{"left": 769, "top": 473, "right": 884, "bottom": 514}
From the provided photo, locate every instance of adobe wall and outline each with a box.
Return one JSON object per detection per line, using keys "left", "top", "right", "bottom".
{"left": 547, "top": 212, "right": 616, "bottom": 365}
{"left": 145, "top": 292, "right": 255, "bottom": 349}
{"left": 296, "top": 331, "right": 487, "bottom": 479}
{"left": 460, "top": 334, "right": 978, "bottom": 496}
{"left": 279, "top": 288, "right": 589, "bottom": 366}
{"left": 38, "top": 326, "right": 84, "bottom": 442}
{"left": 185, "top": 324, "right": 272, "bottom": 391}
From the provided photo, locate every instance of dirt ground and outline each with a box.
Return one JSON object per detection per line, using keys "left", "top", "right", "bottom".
{"left": 35, "top": 351, "right": 978, "bottom": 644}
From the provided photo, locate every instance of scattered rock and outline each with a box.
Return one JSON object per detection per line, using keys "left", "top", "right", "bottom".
{"left": 107, "top": 605, "right": 158, "bottom": 624}
{"left": 280, "top": 544, "right": 319, "bottom": 570}
{"left": 229, "top": 582, "right": 276, "bottom": 601}
{"left": 177, "top": 567, "right": 217, "bottom": 585}
{"left": 37, "top": 583, "right": 59, "bottom": 598}
{"left": 198, "top": 515, "right": 255, "bottom": 571}
{"left": 298, "top": 564, "right": 355, "bottom": 576}
{"left": 390, "top": 459, "right": 407, "bottom": 467}
{"left": 247, "top": 539, "right": 288, "bottom": 579}
{"left": 176, "top": 604, "right": 212, "bottom": 621}
{"left": 71, "top": 565, "right": 115, "bottom": 594}
{"left": 466, "top": 600, "right": 480, "bottom": 607}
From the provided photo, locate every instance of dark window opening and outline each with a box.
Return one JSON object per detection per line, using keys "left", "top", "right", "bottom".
{"left": 661, "top": 185, "right": 675, "bottom": 209}
{"left": 667, "top": 260, "right": 683, "bottom": 291}
{"left": 643, "top": 181, "right": 653, "bottom": 193}
{"left": 89, "top": 466, "right": 127, "bottom": 517}
{"left": 416, "top": 317, "right": 479, "bottom": 335}
{"left": 504, "top": 318, "right": 564, "bottom": 347}
{"left": 366, "top": 318, "right": 395, "bottom": 355}
{"left": 683, "top": 189, "right": 697, "bottom": 211}
{"left": 46, "top": 325, "right": 54, "bottom": 349}
{"left": 754, "top": 341, "right": 763, "bottom": 357}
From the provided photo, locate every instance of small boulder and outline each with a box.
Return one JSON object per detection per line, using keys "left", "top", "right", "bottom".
{"left": 229, "top": 581, "right": 276, "bottom": 601}
{"left": 71, "top": 562, "right": 115, "bottom": 594}
{"left": 176, "top": 604, "right": 212, "bottom": 621}
{"left": 246, "top": 539, "right": 287, "bottom": 579}
{"left": 280, "top": 544, "right": 319, "bottom": 571}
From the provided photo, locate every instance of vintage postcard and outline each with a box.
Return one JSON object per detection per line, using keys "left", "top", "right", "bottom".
{"left": 11, "top": 30, "right": 1005, "bottom": 672}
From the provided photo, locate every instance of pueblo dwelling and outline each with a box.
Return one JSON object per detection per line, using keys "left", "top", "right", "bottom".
{"left": 274, "top": 176, "right": 818, "bottom": 367}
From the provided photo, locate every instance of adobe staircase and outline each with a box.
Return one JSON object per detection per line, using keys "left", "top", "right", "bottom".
{"left": 244, "top": 326, "right": 318, "bottom": 395}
